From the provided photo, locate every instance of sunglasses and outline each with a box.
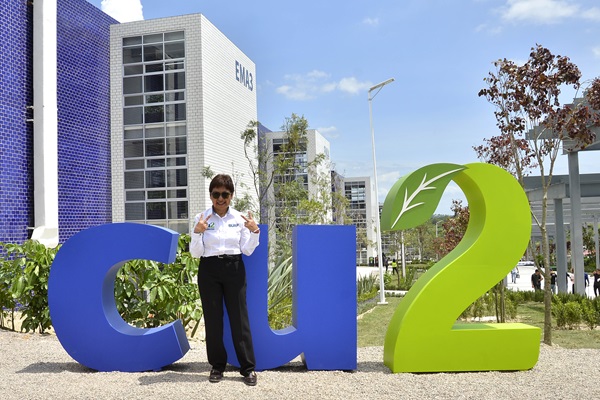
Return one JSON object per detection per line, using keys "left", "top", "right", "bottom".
{"left": 211, "top": 191, "right": 231, "bottom": 199}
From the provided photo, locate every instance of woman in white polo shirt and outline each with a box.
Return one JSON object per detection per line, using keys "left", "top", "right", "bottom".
{"left": 190, "top": 174, "right": 260, "bottom": 386}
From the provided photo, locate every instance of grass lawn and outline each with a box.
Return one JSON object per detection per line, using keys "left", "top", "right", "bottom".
{"left": 357, "top": 297, "right": 600, "bottom": 349}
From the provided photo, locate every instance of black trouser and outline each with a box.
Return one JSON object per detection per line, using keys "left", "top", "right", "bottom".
{"left": 198, "top": 255, "right": 255, "bottom": 376}
{"left": 595, "top": 283, "right": 600, "bottom": 297}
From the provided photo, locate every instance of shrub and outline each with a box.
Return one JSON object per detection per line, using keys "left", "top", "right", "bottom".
{"left": 553, "top": 301, "right": 567, "bottom": 329}
{"left": 0, "top": 240, "right": 56, "bottom": 333}
{"left": 564, "top": 301, "right": 583, "bottom": 330}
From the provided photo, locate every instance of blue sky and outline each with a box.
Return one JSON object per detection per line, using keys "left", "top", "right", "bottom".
{"left": 88, "top": 0, "right": 600, "bottom": 214}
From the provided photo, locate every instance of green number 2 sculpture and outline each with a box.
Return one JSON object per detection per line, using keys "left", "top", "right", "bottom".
{"left": 380, "top": 162, "right": 540, "bottom": 373}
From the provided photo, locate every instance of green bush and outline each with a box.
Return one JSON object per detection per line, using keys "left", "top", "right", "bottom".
{"left": 564, "top": 301, "right": 583, "bottom": 330}
{"left": 0, "top": 235, "right": 203, "bottom": 336}
{"left": 553, "top": 301, "right": 567, "bottom": 329}
{"left": 0, "top": 240, "right": 56, "bottom": 333}
{"left": 581, "top": 299, "right": 599, "bottom": 330}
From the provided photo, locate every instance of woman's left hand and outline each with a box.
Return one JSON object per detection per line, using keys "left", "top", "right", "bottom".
{"left": 242, "top": 212, "right": 259, "bottom": 233}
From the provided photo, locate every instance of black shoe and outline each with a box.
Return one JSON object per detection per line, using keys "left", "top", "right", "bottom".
{"left": 209, "top": 369, "right": 223, "bottom": 383}
{"left": 243, "top": 371, "right": 257, "bottom": 386}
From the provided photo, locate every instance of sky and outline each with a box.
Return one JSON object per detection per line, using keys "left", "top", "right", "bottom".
{"left": 88, "top": 0, "right": 600, "bottom": 214}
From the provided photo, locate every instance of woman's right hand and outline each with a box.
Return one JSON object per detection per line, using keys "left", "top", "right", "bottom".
{"left": 194, "top": 213, "right": 211, "bottom": 234}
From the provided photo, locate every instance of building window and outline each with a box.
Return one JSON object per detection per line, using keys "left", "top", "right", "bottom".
{"left": 122, "top": 31, "right": 188, "bottom": 233}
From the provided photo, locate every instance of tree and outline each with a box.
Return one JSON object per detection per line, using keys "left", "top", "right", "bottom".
{"left": 477, "top": 44, "right": 600, "bottom": 344}
{"left": 241, "top": 114, "right": 348, "bottom": 255}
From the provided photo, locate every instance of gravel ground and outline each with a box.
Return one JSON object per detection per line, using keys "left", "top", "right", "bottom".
{"left": 1, "top": 330, "right": 600, "bottom": 400}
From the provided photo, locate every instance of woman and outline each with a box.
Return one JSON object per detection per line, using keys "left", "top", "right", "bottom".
{"left": 190, "top": 174, "right": 260, "bottom": 386}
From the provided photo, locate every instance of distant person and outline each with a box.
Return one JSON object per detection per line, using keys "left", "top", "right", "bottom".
{"left": 531, "top": 269, "right": 543, "bottom": 291}
{"left": 550, "top": 270, "right": 557, "bottom": 294}
{"left": 569, "top": 269, "right": 590, "bottom": 294}
{"left": 391, "top": 259, "right": 398, "bottom": 275}
{"left": 510, "top": 265, "right": 519, "bottom": 284}
{"left": 593, "top": 269, "right": 600, "bottom": 297}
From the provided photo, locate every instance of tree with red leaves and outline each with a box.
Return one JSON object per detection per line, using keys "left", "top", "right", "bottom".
{"left": 477, "top": 44, "right": 600, "bottom": 345}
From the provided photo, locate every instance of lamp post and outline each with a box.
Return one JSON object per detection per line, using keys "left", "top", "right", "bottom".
{"left": 368, "top": 77, "right": 394, "bottom": 305}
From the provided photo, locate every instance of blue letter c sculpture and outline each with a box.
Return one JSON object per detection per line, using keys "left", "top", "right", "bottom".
{"left": 48, "top": 223, "right": 190, "bottom": 372}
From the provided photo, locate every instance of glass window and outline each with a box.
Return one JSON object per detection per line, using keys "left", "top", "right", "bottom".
{"left": 126, "top": 191, "right": 145, "bottom": 201}
{"left": 144, "top": 33, "right": 163, "bottom": 44}
{"left": 123, "top": 36, "right": 142, "bottom": 46}
{"left": 124, "top": 95, "right": 143, "bottom": 106}
{"left": 124, "top": 65, "right": 143, "bottom": 75}
{"left": 167, "top": 189, "right": 187, "bottom": 198}
{"left": 167, "top": 169, "right": 187, "bottom": 187}
{"left": 144, "top": 44, "right": 163, "bottom": 61}
{"left": 164, "top": 41, "right": 185, "bottom": 59}
{"left": 145, "top": 138, "right": 165, "bottom": 156}
{"left": 144, "top": 105, "right": 164, "bottom": 123}
{"left": 125, "top": 203, "right": 145, "bottom": 220}
{"left": 145, "top": 63, "right": 163, "bottom": 73}
{"left": 147, "top": 159, "right": 165, "bottom": 168}
{"left": 124, "top": 107, "right": 143, "bottom": 125}
{"left": 124, "top": 140, "right": 144, "bottom": 158}
{"left": 144, "top": 75, "right": 163, "bottom": 92}
{"left": 124, "top": 171, "right": 144, "bottom": 189}
{"left": 146, "top": 170, "right": 165, "bottom": 188}
{"left": 146, "top": 94, "right": 164, "bottom": 104}
{"left": 166, "top": 124, "right": 186, "bottom": 136}
{"left": 164, "top": 31, "right": 184, "bottom": 41}
{"left": 168, "top": 201, "right": 188, "bottom": 219}
{"left": 165, "top": 61, "right": 184, "bottom": 70}
{"left": 123, "top": 76, "right": 142, "bottom": 94}
{"left": 166, "top": 103, "right": 186, "bottom": 122}
{"left": 124, "top": 128, "right": 143, "bottom": 139}
{"left": 123, "top": 47, "right": 142, "bottom": 64}
{"left": 168, "top": 220, "right": 189, "bottom": 234}
{"left": 145, "top": 125, "right": 164, "bottom": 138}
{"left": 165, "top": 72, "right": 185, "bottom": 90}
{"left": 166, "top": 137, "right": 186, "bottom": 155}
{"left": 147, "top": 190, "right": 166, "bottom": 199}
{"left": 167, "top": 157, "right": 186, "bottom": 167}
{"left": 125, "top": 159, "right": 144, "bottom": 170}
{"left": 146, "top": 202, "right": 166, "bottom": 219}
{"left": 165, "top": 92, "right": 185, "bottom": 102}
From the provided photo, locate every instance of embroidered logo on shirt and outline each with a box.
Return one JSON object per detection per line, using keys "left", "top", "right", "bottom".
{"left": 228, "top": 223, "right": 240, "bottom": 228}
{"left": 207, "top": 222, "right": 216, "bottom": 230}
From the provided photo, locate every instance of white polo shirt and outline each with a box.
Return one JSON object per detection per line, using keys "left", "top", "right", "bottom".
{"left": 189, "top": 207, "right": 260, "bottom": 258}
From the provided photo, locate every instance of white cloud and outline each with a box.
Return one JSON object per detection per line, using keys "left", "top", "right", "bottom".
{"left": 499, "top": 0, "right": 579, "bottom": 24}
{"left": 582, "top": 7, "right": 600, "bottom": 21}
{"left": 592, "top": 46, "right": 600, "bottom": 58}
{"left": 338, "top": 77, "right": 372, "bottom": 95}
{"left": 101, "top": 0, "right": 144, "bottom": 22}
{"left": 363, "top": 17, "right": 379, "bottom": 26}
{"left": 276, "top": 71, "right": 372, "bottom": 100}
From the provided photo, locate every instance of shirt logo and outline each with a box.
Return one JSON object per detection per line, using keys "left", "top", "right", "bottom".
{"left": 228, "top": 223, "right": 240, "bottom": 228}
{"left": 207, "top": 222, "right": 216, "bottom": 230}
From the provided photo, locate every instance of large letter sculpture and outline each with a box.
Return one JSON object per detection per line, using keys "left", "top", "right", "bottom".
{"left": 380, "top": 163, "right": 540, "bottom": 373}
{"left": 49, "top": 223, "right": 356, "bottom": 372}
{"left": 48, "top": 223, "right": 189, "bottom": 372}
{"left": 225, "top": 225, "right": 357, "bottom": 370}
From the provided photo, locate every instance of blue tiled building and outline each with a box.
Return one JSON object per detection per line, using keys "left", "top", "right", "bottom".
{"left": 0, "top": 0, "right": 117, "bottom": 245}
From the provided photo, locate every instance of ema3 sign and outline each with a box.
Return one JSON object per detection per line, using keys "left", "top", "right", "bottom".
{"left": 48, "top": 163, "right": 540, "bottom": 373}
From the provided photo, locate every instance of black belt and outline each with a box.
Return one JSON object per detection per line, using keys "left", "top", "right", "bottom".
{"left": 202, "top": 254, "right": 242, "bottom": 260}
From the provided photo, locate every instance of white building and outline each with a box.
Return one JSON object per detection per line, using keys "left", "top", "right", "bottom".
{"left": 342, "top": 176, "right": 377, "bottom": 265}
{"left": 110, "top": 14, "right": 257, "bottom": 233}
{"left": 262, "top": 129, "right": 332, "bottom": 237}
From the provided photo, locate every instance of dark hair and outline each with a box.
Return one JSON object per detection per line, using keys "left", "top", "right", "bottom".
{"left": 209, "top": 174, "right": 234, "bottom": 193}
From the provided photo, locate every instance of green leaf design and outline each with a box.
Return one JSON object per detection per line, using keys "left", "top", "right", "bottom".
{"left": 381, "top": 163, "right": 466, "bottom": 231}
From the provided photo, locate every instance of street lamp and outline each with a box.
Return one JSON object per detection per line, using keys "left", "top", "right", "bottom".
{"left": 368, "top": 77, "right": 394, "bottom": 305}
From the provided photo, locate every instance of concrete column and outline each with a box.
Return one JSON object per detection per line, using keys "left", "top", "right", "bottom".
{"left": 568, "top": 151, "right": 585, "bottom": 294}
{"left": 554, "top": 198, "right": 568, "bottom": 293}
{"left": 32, "top": 0, "right": 59, "bottom": 247}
